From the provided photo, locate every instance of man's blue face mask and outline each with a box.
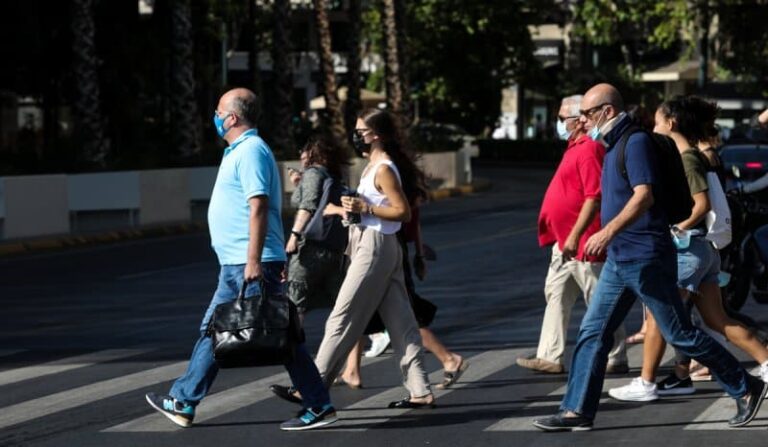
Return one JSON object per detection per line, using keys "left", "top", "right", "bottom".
{"left": 213, "top": 112, "right": 231, "bottom": 138}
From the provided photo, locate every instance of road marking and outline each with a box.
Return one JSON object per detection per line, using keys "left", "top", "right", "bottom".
{"left": 103, "top": 355, "right": 391, "bottom": 432}
{"left": 484, "top": 343, "right": 674, "bottom": 432}
{"left": 329, "top": 348, "right": 528, "bottom": 431}
{"left": 117, "top": 262, "right": 209, "bottom": 280}
{"left": 0, "top": 349, "right": 145, "bottom": 387}
{"left": 0, "top": 361, "right": 187, "bottom": 430}
{"left": 684, "top": 366, "right": 768, "bottom": 430}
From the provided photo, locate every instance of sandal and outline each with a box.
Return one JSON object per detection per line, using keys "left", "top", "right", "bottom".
{"left": 436, "top": 359, "right": 469, "bottom": 390}
{"left": 387, "top": 397, "right": 436, "bottom": 409}
{"left": 690, "top": 367, "right": 712, "bottom": 382}
{"left": 625, "top": 332, "right": 646, "bottom": 344}
{"left": 333, "top": 376, "right": 363, "bottom": 389}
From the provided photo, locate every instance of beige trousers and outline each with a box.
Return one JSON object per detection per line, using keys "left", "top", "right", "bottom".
{"left": 314, "top": 225, "right": 431, "bottom": 397}
{"left": 536, "top": 245, "right": 628, "bottom": 365}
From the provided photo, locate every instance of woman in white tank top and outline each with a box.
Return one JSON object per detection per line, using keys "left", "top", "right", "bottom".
{"left": 286, "top": 109, "right": 436, "bottom": 409}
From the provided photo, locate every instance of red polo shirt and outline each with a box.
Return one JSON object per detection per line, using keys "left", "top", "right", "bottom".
{"left": 538, "top": 135, "right": 605, "bottom": 262}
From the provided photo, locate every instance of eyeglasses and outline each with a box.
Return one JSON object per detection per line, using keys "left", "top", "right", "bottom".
{"left": 214, "top": 109, "right": 233, "bottom": 118}
{"left": 579, "top": 103, "right": 611, "bottom": 119}
{"left": 558, "top": 115, "right": 580, "bottom": 123}
{"left": 355, "top": 128, "right": 370, "bottom": 136}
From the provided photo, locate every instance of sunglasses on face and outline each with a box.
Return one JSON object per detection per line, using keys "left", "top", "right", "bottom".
{"left": 558, "top": 115, "right": 580, "bottom": 123}
{"left": 579, "top": 103, "right": 611, "bottom": 119}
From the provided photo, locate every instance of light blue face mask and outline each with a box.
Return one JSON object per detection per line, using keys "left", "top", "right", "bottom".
{"left": 556, "top": 120, "right": 573, "bottom": 140}
{"left": 588, "top": 109, "right": 607, "bottom": 142}
{"left": 213, "top": 112, "right": 231, "bottom": 138}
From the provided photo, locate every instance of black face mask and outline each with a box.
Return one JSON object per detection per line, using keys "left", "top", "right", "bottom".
{"left": 352, "top": 132, "right": 371, "bottom": 157}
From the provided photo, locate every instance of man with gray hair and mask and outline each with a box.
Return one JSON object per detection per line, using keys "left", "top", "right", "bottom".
{"left": 517, "top": 95, "right": 627, "bottom": 375}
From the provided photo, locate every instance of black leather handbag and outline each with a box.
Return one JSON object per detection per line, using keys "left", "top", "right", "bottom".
{"left": 207, "top": 280, "right": 302, "bottom": 368}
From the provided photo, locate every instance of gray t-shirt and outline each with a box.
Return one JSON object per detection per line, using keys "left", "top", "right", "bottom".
{"left": 290, "top": 166, "right": 329, "bottom": 212}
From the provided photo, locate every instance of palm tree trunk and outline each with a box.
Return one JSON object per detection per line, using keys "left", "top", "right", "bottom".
{"left": 393, "top": 0, "right": 412, "bottom": 128}
{"left": 271, "top": 0, "right": 294, "bottom": 158}
{"left": 170, "top": 0, "right": 201, "bottom": 159}
{"left": 312, "top": 0, "right": 349, "bottom": 151}
{"left": 71, "top": 0, "right": 109, "bottom": 168}
{"left": 381, "top": 0, "right": 403, "bottom": 123}
{"left": 344, "top": 0, "right": 363, "bottom": 138}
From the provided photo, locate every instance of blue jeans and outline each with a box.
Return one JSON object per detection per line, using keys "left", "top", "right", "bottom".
{"left": 560, "top": 255, "right": 749, "bottom": 420}
{"left": 169, "top": 262, "right": 330, "bottom": 409}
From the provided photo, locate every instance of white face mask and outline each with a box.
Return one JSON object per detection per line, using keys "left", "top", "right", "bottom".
{"left": 556, "top": 120, "right": 573, "bottom": 140}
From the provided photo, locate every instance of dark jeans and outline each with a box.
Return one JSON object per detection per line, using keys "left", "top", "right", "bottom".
{"left": 560, "top": 255, "right": 750, "bottom": 419}
{"left": 169, "top": 262, "right": 330, "bottom": 408}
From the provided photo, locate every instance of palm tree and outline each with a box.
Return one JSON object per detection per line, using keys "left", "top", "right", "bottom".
{"left": 271, "top": 0, "right": 294, "bottom": 157}
{"left": 312, "top": 0, "right": 349, "bottom": 151}
{"left": 170, "top": 0, "right": 201, "bottom": 159}
{"left": 71, "top": 0, "right": 109, "bottom": 167}
{"left": 381, "top": 0, "right": 404, "bottom": 125}
{"left": 344, "top": 0, "right": 363, "bottom": 137}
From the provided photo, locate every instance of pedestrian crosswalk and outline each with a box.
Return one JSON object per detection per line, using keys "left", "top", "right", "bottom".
{"left": 0, "top": 341, "right": 766, "bottom": 443}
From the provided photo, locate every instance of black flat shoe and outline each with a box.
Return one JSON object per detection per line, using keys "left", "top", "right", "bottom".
{"left": 270, "top": 384, "right": 303, "bottom": 405}
{"left": 387, "top": 397, "right": 436, "bottom": 409}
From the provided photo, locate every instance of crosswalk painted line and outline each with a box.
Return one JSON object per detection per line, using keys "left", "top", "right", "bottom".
{"left": 329, "top": 348, "right": 528, "bottom": 431}
{"left": 484, "top": 343, "right": 675, "bottom": 432}
{"left": 103, "top": 355, "right": 391, "bottom": 432}
{"left": 0, "top": 361, "right": 187, "bottom": 430}
{"left": 0, "top": 349, "right": 146, "bottom": 387}
{"left": 684, "top": 366, "right": 768, "bottom": 430}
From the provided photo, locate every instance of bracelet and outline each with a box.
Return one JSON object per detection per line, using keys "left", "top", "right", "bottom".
{"left": 291, "top": 230, "right": 302, "bottom": 238}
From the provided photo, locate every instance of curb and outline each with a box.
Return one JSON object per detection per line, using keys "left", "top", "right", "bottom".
{"left": 0, "top": 180, "right": 491, "bottom": 258}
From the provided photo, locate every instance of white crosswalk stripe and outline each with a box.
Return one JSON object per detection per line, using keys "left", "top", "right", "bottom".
{"left": 0, "top": 349, "right": 145, "bottom": 387}
{"left": 484, "top": 343, "right": 674, "bottom": 431}
{"left": 330, "top": 347, "right": 528, "bottom": 431}
{"left": 0, "top": 361, "right": 187, "bottom": 430}
{"left": 103, "top": 355, "right": 390, "bottom": 432}
{"left": 683, "top": 366, "right": 768, "bottom": 430}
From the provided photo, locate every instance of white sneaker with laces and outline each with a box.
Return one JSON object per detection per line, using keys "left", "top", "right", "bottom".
{"left": 364, "top": 331, "right": 391, "bottom": 358}
{"left": 760, "top": 361, "right": 768, "bottom": 383}
{"left": 608, "top": 377, "right": 659, "bottom": 402}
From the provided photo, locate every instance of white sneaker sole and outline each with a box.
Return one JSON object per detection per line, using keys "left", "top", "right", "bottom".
{"left": 608, "top": 389, "right": 658, "bottom": 402}
{"left": 657, "top": 387, "right": 696, "bottom": 396}
{"left": 280, "top": 415, "right": 339, "bottom": 431}
{"left": 145, "top": 394, "right": 193, "bottom": 428}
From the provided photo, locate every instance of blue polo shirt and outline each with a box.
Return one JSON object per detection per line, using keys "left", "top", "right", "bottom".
{"left": 601, "top": 116, "right": 674, "bottom": 261}
{"left": 208, "top": 129, "right": 286, "bottom": 265}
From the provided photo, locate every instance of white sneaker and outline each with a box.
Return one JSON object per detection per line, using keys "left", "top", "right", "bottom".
{"left": 364, "top": 332, "right": 391, "bottom": 358}
{"left": 608, "top": 377, "right": 659, "bottom": 402}
{"left": 760, "top": 361, "right": 768, "bottom": 383}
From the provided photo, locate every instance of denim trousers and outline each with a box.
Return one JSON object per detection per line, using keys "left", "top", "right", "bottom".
{"left": 169, "top": 262, "right": 330, "bottom": 409}
{"left": 560, "top": 255, "right": 749, "bottom": 419}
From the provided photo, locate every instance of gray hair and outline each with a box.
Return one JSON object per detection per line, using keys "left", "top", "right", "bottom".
{"left": 561, "top": 95, "right": 583, "bottom": 117}
{"left": 228, "top": 89, "right": 260, "bottom": 126}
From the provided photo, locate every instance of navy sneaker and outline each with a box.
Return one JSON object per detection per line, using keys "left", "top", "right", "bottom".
{"left": 656, "top": 373, "right": 696, "bottom": 396}
{"left": 533, "top": 412, "right": 593, "bottom": 432}
{"left": 145, "top": 392, "right": 195, "bottom": 428}
{"left": 729, "top": 376, "right": 768, "bottom": 427}
{"left": 280, "top": 404, "right": 338, "bottom": 431}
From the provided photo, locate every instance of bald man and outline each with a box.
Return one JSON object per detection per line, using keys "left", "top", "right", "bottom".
{"left": 145, "top": 88, "right": 338, "bottom": 431}
{"left": 533, "top": 83, "right": 766, "bottom": 432}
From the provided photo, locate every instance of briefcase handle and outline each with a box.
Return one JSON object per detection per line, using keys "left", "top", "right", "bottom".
{"left": 237, "top": 278, "right": 268, "bottom": 303}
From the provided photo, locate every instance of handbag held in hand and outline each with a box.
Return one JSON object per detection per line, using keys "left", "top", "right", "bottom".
{"left": 207, "top": 280, "right": 301, "bottom": 368}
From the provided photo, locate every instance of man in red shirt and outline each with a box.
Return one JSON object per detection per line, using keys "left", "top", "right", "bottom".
{"left": 516, "top": 95, "right": 628, "bottom": 374}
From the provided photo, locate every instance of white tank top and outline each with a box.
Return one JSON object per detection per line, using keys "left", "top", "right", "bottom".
{"left": 358, "top": 160, "right": 403, "bottom": 235}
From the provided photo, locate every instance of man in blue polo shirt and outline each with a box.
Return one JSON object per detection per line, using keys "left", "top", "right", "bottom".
{"left": 145, "top": 88, "right": 337, "bottom": 431}
{"left": 533, "top": 83, "right": 766, "bottom": 432}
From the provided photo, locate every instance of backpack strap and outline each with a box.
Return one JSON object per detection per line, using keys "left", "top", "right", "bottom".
{"left": 616, "top": 124, "right": 643, "bottom": 180}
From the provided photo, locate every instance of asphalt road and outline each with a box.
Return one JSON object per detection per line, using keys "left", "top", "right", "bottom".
{"left": 2, "top": 164, "right": 768, "bottom": 447}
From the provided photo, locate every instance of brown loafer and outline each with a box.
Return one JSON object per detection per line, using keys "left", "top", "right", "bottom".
{"left": 516, "top": 357, "right": 564, "bottom": 374}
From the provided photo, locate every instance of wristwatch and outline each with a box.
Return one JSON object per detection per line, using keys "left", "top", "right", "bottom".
{"left": 291, "top": 230, "right": 302, "bottom": 239}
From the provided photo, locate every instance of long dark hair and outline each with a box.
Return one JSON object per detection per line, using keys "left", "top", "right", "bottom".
{"left": 657, "top": 95, "right": 719, "bottom": 145}
{"left": 301, "top": 133, "right": 349, "bottom": 179}
{"left": 359, "top": 109, "right": 429, "bottom": 204}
